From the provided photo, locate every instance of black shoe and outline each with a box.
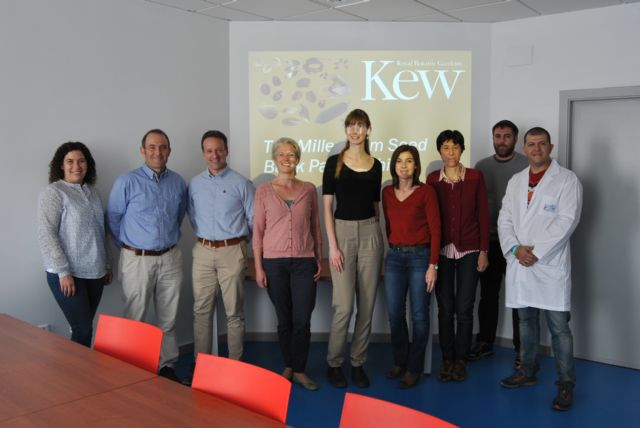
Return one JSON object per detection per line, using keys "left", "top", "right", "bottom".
{"left": 158, "top": 366, "right": 184, "bottom": 384}
{"left": 468, "top": 342, "right": 495, "bottom": 361}
{"left": 451, "top": 360, "right": 467, "bottom": 382}
{"left": 351, "top": 365, "right": 370, "bottom": 388}
{"left": 552, "top": 381, "right": 574, "bottom": 411}
{"left": 385, "top": 366, "right": 406, "bottom": 379}
{"left": 399, "top": 371, "right": 421, "bottom": 389}
{"left": 500, "top": 370, "right": 537, "bottom": 388}
{"left": 327, "top": 366, "right": 347, "bottom": 388}
{"left": 437, "top": 360, "right": 454, "bottom": 382}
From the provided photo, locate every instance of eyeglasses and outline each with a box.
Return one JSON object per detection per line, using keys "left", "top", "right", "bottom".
{"left": 346, "top": 123, "right": 367, "bottom": 131}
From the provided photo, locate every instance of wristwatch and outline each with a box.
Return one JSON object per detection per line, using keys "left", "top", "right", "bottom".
{"left": 429, "top": 263, "right": 438, "bottom": 271}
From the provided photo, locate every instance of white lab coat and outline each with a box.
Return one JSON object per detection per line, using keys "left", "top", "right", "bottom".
{"left": 498, "top": 160, "right": 582, "bottom": 311}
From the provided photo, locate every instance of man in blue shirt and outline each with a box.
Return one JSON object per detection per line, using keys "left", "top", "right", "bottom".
{"left": 188, "top": 130, "right": 255, "bottom": 362}
{"left": 107, "top": 129, "right": 187, "bottom": 382}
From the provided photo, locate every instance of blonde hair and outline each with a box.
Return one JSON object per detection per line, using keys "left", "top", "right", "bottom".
{"left": 272, "top": 137, "right": 301, "bottom": 175}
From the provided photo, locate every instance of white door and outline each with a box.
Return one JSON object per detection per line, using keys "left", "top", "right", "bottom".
{"left": 561, "top": 87, "right": 640, "bottom": 369}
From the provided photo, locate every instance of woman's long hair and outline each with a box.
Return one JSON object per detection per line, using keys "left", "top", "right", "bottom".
{"left": 335, "top": 109, "right": 371, "bottom": 179}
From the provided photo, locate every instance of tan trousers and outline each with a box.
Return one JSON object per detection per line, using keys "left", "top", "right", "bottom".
{"left": 119, "top": 246, "right": 182, "bottom": 369}
{"left": 327, "top": 218, "right": 383, "bottom": 367}
{"left": 192, "top": 241, "right": 247, "bottom": 360}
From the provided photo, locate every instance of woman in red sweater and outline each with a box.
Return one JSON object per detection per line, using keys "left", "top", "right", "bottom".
{"left": 382, "top": 145, "right": 440, "bottom": 388}
{"left": 427, "top": 130, "right": 489, "bottom": 382}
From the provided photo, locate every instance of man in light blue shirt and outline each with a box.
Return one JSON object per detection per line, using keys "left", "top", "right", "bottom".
{"left": 188, "top": 130, "right": 255, "bottom": 362}
{"left": 107, "top": 129, "right": 187, "bottom": 382}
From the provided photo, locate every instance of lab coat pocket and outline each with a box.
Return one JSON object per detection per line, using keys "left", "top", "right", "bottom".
{"left": 539, "top": 195, "right": 559, "bottom": 218}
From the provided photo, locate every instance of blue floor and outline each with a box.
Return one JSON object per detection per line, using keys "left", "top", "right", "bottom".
{"left": 176, "top": 342, "right": 639, "bottom": 427}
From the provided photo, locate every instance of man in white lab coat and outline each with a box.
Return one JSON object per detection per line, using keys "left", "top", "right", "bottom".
{"left": 497, "top": 127, "right": 582, "bottom": 411}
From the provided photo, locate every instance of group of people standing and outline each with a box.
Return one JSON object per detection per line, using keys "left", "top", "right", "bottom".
{"left": 37, "top": 110, "right": 582, "bottom": 411}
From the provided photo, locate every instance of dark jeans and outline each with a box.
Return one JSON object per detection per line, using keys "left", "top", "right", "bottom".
{"left": 384, "top": 246, "right": 432, "bottom": 373}
{"left": 46, "top": 272, "right": 104, "bottom": 347}
{"left": 263, "top": 257, "right": 317, "bottom": 373}
{"left": 477, "top": 240, "right": 520, "bottom": 351}
{"left": 436, "top": 252, "right": 478, "bottom": 361}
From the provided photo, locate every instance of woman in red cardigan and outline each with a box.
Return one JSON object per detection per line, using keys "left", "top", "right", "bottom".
{"left": 427, "top": 130, "right": 489, "bottom": 383}
{"left": 382, "top": 145, "right": 440, "bottom": 389}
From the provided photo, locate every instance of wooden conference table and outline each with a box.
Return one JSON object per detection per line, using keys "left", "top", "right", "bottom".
{"left": 0, "top": 314, "right": 285, "bottom": 427}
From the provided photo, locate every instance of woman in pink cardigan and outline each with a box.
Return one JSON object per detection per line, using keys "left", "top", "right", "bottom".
{"left": 253, "top": 137, "right": 323, "bottom": 391}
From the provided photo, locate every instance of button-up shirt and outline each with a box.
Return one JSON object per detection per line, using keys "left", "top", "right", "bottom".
{"left": 107, "top": 165, "right": 187, "bottom": 250}
{"left": 37, "top": 180, "right": 109, "bottom": 278}
{"left": 188, "top": 167, "right": 255, "bottom": 241}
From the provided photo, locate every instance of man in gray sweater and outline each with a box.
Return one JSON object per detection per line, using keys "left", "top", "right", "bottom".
{"left": 469, "top": 120, "right": 528, "bottom": 365}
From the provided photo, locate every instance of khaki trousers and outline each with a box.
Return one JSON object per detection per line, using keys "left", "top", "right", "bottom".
{"left": 327, "top": 218, "right": 383, "bottom": 367}
{"left": 119, "top": 246, "right": 182, "bottom": 369}
{"left": 192, "top": 241, "right": 247, "bottom": 360}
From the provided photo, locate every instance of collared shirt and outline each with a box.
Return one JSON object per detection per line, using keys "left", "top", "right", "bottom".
{"left": 37, "top": 180, "right": 109, "bottom": 278}
{"left": 107, "top": 165, "right": 187, "bottom": 250}
{"left": 188, "top": 167, "right": 255, "bottom": 241}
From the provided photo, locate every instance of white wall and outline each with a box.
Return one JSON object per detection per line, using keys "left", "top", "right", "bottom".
{"left": 0, "top": 0, "right": 229, "bottom": 345}
{"left": 489, "top": 3, "right": 640, "bottom": 343}
{"left": 230, "top": 21, "right": 492, "bottom": 335}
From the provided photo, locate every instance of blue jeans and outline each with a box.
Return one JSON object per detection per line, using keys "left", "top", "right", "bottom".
{"left": 518, "top": 307, "right": 576, "bottom": 385}
{"left": 384, "top": 246, "right": 432, "bottom": 373}
{"left": 263, "top": 257, "right": 317, "bottom": 372}
{"left": 435, "top": 252, "right": 479, "bottom": 361}
{"left": 46, "top": 272, "right": 104, "bottom": 347}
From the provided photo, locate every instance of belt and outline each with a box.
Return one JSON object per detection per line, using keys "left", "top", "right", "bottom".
{"left": 123, "top": 244, "right": 175, "bottom": 256}
{"left": 198, "top": 237, "right": 244, "bottom": 248}
{"left": 389, "top": 243, "right": 428, "bottom": 253}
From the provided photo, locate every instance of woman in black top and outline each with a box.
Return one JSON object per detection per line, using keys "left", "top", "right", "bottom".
{"left": 323, "top": 109, "right": 383, "bottom": 388}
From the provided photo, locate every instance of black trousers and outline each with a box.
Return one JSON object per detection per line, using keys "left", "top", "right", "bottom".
{"left": 263, "top": 257, "right": 317, "bottom": 372}
{"left": 476, "top": 240, "right": 520, "bottom": 351}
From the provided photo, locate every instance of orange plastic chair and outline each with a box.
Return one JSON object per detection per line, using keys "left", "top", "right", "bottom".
{"left": 339, "top": 392, "right": 458, "bottom": 428}
{"left": 93, "top": 314, "right": 163, "bottom": 373}
{"left": 191, "top": 353, "right": 291, "bottom": 423}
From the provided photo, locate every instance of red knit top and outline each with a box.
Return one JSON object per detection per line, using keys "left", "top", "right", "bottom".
{"left": 426, "top": 167, "right": 490, "bottom": 253}
{"left": 382, "top": 183, "right": 441, "bottom": 265}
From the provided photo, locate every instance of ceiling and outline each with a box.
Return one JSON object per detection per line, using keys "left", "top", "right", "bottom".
{"left": 142, "top": 0, "right": 639, "bottom": 23}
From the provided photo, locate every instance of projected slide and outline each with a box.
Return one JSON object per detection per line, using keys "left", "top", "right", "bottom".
{"left": 249, "top": 51, "right": 471, "bottom": 184}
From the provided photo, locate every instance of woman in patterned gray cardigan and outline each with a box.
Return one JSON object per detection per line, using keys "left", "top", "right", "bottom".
{"left": 37, "top": 142, "right": 112, "bottom": 346}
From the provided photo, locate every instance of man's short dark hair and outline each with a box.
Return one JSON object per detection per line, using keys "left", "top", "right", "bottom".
{"left": 523, "top": 127, "right": 551, "bottom": 144}
{"left": 492, "top": 120, "right": 519, "bottom": 138}
{"left": 436, "top": 129, "right": 465, "bottom": 152}
{"left": 201, "top": 130, "right": 228, "bottom": 152}
{"left": 141, "top": 129, "right": 170, "bottom": 148}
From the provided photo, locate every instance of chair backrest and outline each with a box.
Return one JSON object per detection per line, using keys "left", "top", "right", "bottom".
{"left": 339, "top": 392, "right": 458, "bottom": 428}
{"left": 93, "top": 314, "right": 163, "bottom": 373}
{"left": 191, "top": 353, "right": 291, "bottom": 424}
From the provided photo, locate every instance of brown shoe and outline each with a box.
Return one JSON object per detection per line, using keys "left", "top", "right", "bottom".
{"left": 438, "top": 360, "right": 454, "bottom": 382}
{"left": 552, "top": 381, "right": 573, "bottom": 411}
{"left": 451, "top": 360, "right": 467, "bottom": 382}
{"left": 385, "top": 366, "right": 406, "bottom": 379}
{"left": 399, "top": 371, "right": 421, "bottom": 389}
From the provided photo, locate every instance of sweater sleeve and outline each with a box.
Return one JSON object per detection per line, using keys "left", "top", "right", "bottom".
{"left": 475, "top": 170, "right": 490, "bottom": 252}
{"left": 424, "top": 184, "right": 441, "bottom": 265}
{"left": 308, "top": 183, "right": 323, "bottom": 261}
{"left": 252, "top": 185, "right": 267, "bottom": 258}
